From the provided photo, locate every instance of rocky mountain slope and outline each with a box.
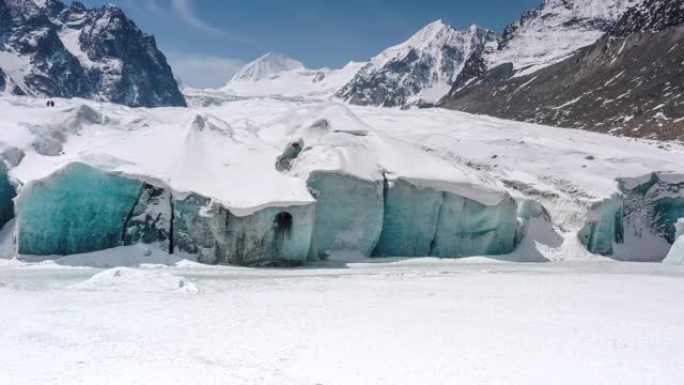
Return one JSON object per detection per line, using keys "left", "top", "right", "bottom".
{"left": 451, "top": 0, "right": 640, "bottom": 91}
{"left": 0, "top": 0, "right": 185, "bottom": 107}
{"left": 336, "top": 21, "right": 497, "bottom": 108}
{"left": 440, "top": 0, "right": 683, "bottom": 141}
{"left": 223, "top": 52, "right": 365, "bottom": 99}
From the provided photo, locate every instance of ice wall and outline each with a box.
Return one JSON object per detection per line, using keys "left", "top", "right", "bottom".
{"left": 374, "top": 179, "right": 519, "bottom": 257}
{"left": 578, "top": 173, "right": 684, "bottom": 261}
{"left": 13, "top": 161, "right": 524, "bottom": 264}
{"left": 307, "top": 171, "right": 384, "bottom": 259}
{"left": 16, "top": 163, "right": 144, "bottom": 256}
{"left": 174, "top": 194, "right": 315, "bottom": 266}
{"left": 374, "top": 180, "right": 443, "bottom": 256}
{"left": 15, "top": 163, "right": 316, "bottom": 265}
{"left": 432, "top": 194, "right": 518, "bottom": 257}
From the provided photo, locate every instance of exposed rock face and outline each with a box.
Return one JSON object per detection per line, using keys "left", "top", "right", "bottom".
{"left": 0, "top": 0, "right": 186, "bottom": 107}
{"left": 441, "top": 0, "right": 684, "bottom": 141}
{"left": 336, "top": 21, "right": 498, "bottom": 108}
{"left": 612, "top": 0, "right": 684, "bottom": 35}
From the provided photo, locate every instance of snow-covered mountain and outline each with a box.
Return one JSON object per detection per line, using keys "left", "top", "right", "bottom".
{"left": 222, "top": 52, "right": 365, "bottom": 99}
{"left": 441, "top": 0, "right": 684, "bottom": 141}
{"left": 0, "top": 0, "right": 185, "bottom": 107}
{"left": 230, "top": 52, "right": 305, "bottom": 83}
{"left": 336, "top": 20, "right": 498, "bottom": 108}
{"left": 612, "top": 0, "right": 684, "bottom": 35}
{"left": 491, "top": 0, "right": 641, "bottom": 75}
{"left": 451, "top": 0, "right": 641, "bottom": 91}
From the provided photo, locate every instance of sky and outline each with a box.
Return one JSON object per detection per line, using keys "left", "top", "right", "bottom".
{"left": 78, "top": 0, "right": 541, "bottom": 88}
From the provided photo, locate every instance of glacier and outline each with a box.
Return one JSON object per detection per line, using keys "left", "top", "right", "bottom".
{"left": 578, "top": 173, "right": 684, "bottom": 262}
{"left": 0, "top": 95, "right": 681, "bottom": 265}
{"left": 14, "top": 162, "right": 316, "bottom": 266}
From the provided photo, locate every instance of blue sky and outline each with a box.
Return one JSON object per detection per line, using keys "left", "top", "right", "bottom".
{"left": 78, "top": 0, "right": 541, "bottom": 88}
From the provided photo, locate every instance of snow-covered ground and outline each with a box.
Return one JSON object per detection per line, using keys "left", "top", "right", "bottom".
{"left": 1, "top": 256, "right": 683, "bottom": 385}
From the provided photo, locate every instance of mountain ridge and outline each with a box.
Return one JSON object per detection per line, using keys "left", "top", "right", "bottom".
{"left": 0, "top": 0, "right": 185, "bottom": 107}
{"left": 440, "top": 0, "right": 684, "bottom": 141}
{"left": 335, "top": 20, "right": 498, "bottom": 108}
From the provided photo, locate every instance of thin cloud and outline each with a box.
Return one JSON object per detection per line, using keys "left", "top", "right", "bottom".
{"left": 169, "top": 0, "right": 224, "bottom": 35}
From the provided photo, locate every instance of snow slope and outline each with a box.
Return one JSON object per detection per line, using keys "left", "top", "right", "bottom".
{"left": 488, "top": 0, "right": 641, "bottom": 76}
{"left": 222, "top": 53, "right": 365, "bottom": 99}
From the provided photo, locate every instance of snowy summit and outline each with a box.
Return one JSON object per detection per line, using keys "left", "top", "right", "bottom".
{"left": 223, "top": 52, "right": 365, "bottom": 99}
{"left": 337, "top": 20, "right": 498, "bottom": 107}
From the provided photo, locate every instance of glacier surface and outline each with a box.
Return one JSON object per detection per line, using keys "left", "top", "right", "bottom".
{"left": 0, "top": 95, "right": 682, "bottom": 264}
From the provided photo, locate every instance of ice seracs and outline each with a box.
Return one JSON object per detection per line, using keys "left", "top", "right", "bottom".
{"left": 0, "top": 92, "right": 682, "bottom": 265}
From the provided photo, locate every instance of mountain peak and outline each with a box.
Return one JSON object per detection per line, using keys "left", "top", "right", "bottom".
{"left": 231, "top": 52, "right": 305, "bottom": 83}
{"left": 337, "top": 21, "right": 498, "bottom": 108}
{"left": 0, "top": 0, "right": 185, "bottom": 107}
{"left": 405, "top": 19, "right": 457, "bottom": 47}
